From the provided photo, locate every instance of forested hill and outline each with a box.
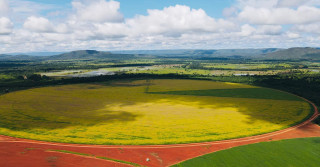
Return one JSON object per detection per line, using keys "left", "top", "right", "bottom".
{"left": 47, "top": 50, "right": 135, "bottom": 60}
{"left": 263, "top": 47, "right": 320, "bottom": 60}
{"left": 112, "top": 48, "right": 280, "bottom": 57}
{"left": 0, "top": 54, "right": 43, "bottom": 61}
{"left": 1, "top": 47, "right": 320, "bottom": 61}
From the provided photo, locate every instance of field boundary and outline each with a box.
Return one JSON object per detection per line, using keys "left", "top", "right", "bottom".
{"left": 0, "top": 89, "right": 319, "bottom": 167}
{"left": 46, "top": 149, "right": 139, "bottom": 166}
{"left": 0, "top": 93, "right": 318, "bottom": 149}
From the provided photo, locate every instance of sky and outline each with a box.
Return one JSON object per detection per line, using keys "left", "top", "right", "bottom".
{"left": 1, "top": 0, "right": 320, "bottom": 53}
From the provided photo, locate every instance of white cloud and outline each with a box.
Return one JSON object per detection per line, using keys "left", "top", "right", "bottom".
{"left": 54, "top": 24, "right": 70, "bottom": 34}
{"left": 234, "top": 0, "right": 320, "bottom": 11}
{"left": 127, "top": 5, "right": 235, "bottom": 36}
{"left": 23, "top": 16, "right": 54, "bottom": 33}
{"left": 0, "top": 0, "right": 10, "bottom": 16}
{"left": 236, "top": 0, "right": 279, "bottom": 8}
{"left": 286, "top": 32, "right": 301, "bottom": 38}
{"left": 277, "top": 0, "right": 304, "bottom": 7}
{"left": 2, "top": 0, "right": 320, "bottom": 53}
{"left": 238, "top": 6, "right": 320, "bottom": 25}
{"left": 236, "top": 24, "right": 282, "bottom": 37}
{"left": 239, "top": 24, "right": 256, "bottom": 36}
{"left": 294, "top": 23, "right": 320, "bottom": 34}
{"left": 94, "top": 23, "right": 128, "bottom": 38}
{"left": 277, "top": 0, "right": 311, "bottom": 7}
{"left": 64, "top": 4, "right": 236, "bottom": 40}
{"left": 9, "top": 0, "right": 59, "bottom": 23}
{"left": 236, "top": 0, "right": 319, "bottom": 8}
{"left": 223, "top": 7, "right": 238, "bottom": 17}
{"left": 0, "top": 17, "right": 13, "bottom": 35}
{"left": 256, "top": 25, "right": 282, "bottom": 35}
{"left": 72, "top": 0, "right": 123, "bottom": 23}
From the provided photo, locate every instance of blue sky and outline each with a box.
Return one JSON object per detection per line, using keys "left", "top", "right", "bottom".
{"left": 0, "top": 0, "right": 320, "bottom": 52}
{"left": 118, "top": 0, "right": 234, "bottom": 18}
{"left": 30, "top": 0, "right": 234, "bottom": 18}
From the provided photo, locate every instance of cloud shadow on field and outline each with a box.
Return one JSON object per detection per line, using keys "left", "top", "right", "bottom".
{"left": 148, "top": 88, "right": 303, "bottom": 101}
{"left": 98, "top": 79, "right": 155, "bottom": 88}
{"left": 146, "top": 87, "right": 311, "bottom": 125}
{"left": 0, "top": 109, "right": 140, "bottom": 131}
{"left": 0, "top": 80, "right": 312, "bottom": 134}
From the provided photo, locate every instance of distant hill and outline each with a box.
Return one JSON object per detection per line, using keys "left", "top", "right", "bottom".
{"left": 49, "top": 50, "right": 110, "bottom": 60}
{"left": 5, "top": 52, "right": 64, "bottom": 56}
{"left": 48, "top": 50, "right": 135, "bottom": 60}
{"left": 0, "top": 54, "right": 10, "bottom": 59}
{"left": 0, "top": 50, "right": 138, "bottom": 61}
{"left": 0, "top": 54, "right": 44, "bottom": 61}
{"left": 2, "top": 48, "right": 320, "bottom": 61}
{"left": 201, "top": 48, "right": 280, "bottom": 57}
{"left": 112, "top": 48, "right": 280, "bottom": 58}
{"left": 263, "top": 47, "right": 320, "bottom": 60}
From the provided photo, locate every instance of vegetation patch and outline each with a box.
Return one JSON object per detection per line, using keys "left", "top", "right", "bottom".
{"left": 172, "top": 137, "right": 320, "bottom": 167}
{"left": 0, "top": 79, "right": 312, "bottom": 145}
{"left": 149, "top": 88, "right": 302, "bottom": 101}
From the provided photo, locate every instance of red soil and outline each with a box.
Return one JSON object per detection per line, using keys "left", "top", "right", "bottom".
{"left": 1, "top": 99, "right": 319, "bottom": 167}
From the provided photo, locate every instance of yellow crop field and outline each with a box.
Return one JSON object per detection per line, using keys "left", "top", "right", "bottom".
{"left": 0, "top": 79, "right": 312, "bottom": 145}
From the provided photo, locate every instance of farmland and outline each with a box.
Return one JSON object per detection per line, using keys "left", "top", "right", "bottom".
{"left": 172, "top": 137, "right": 320, "bottom": 167}
{"left": 0, "top": 79, "right": 312, "bottom": 145}
{"left": 2, "top": 0, "right": 320, "bottom": 164}
{"left": 0, "top": 48, "right": 320, "bottom": 166}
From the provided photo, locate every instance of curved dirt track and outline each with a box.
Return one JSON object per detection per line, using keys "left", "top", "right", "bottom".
{"left": 0, "top": 98, "right": 320, "bottom": 167}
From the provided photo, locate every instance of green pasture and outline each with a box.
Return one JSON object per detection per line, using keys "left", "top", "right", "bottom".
{"left": 172, "top": 137, "right": 320, "bottom": 167}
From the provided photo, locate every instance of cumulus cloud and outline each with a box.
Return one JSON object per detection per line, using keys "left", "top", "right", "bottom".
{"left": 239, "top": 24, "right": 256, "bottom": 36}
{"left": 294, "top": 23, "right": 320, "bottom": 34}
{"left": 237, "top": 24, "right": 283, "bottom": 37}
{"left": 94, "top": 23, "right": 128, "bottom": 38}
{"left": 65, "top": 4, "right": 235, "bottom": 40}
{"left": 8, "top": 0, "right": 59, "bottom": 24}
{"left": 0, "top": 17, "right": 13, "bottom": 35}
{"left": 127, "top": 5, "right": 235, "bottom": 36}
{"left": 238, "top": 6, "right": 320, "bottom": 25}
{"left": 286, "top": 32, "right": 301, "bottom": 39}
{"left": 256, "top": 25, "right": 282, "bottom": 35}
{"left": 277, "top": 0, "right": 311, "bottom": 7}
{"left": 72, "top": 0, "right": 123, "bottom": 23}
{"left": 54, "top": 24, "right": 70, "bottom": 34}
{"left": 23, "top": 16, "right": 54, "bottom": 33}
{"left": 237, "top": 0, "right": 279, "bottom": 8}
{"left": 223, "top": 7, "right": 238, "bottom": 17}
{"left": 0, "top": 0, "right": 10, "bottom": 16}
{"left": 236, "top": 0, "right": 320, "bottom": 9}
{"left": 1, "top": 0, "right": 320, "bottom": 53}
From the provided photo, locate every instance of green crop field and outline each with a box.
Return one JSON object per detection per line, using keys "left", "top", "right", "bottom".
{"left": 0, "top": 79, "right": 312, "bottom": 145}
{"left": 0, "top": 74, "right": 14, "bottom": 80}
{"left": 172, "top": 137, "right": 320, "bottom": 167}
{"left": 202, "top": 63, "right": 292, "bottom": 69}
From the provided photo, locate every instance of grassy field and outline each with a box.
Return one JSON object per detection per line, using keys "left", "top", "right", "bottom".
{"left": 0, "top": 74, "right": 14, "bottom": 80}
{"left": 127, "top": 66, "right": 285, "bottom": 76}
{"left": 202, "top": 63, "right": 292, "bottom": 70}
{"left": 172, "top": 137, "right": 320, "bottom": 167}
{"left": 0, "top": 79, "right": 312, "bottom": 145}
{"left": 40, "top": 62, "right": 311, "bottom": 78}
